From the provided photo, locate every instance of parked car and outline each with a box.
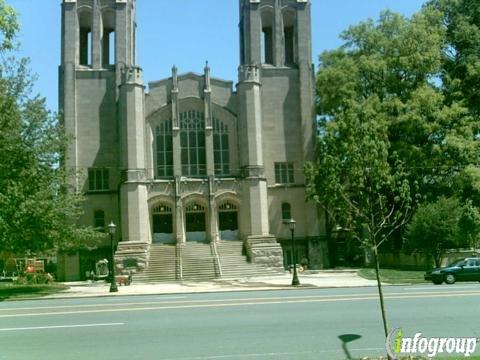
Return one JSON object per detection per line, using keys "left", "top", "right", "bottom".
{"left": 424, "top": 258, "right": 480, "bottom": 284}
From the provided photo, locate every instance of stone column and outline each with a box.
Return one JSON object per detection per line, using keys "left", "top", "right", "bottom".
{"left": 171, "top": 66, "right": 182, "bottom": 177}
{"left": 116, "top": 66, "right": 150, "bottom": 274}
{"left": 273, "top": 0, "right": 283, "bottom": 67}
{"left": 60, "top": 1, "right": 78, "bottom": 188}
{"left": 243, "top": 1, "right": 262, "bottom": 65}
{"left": 296, "top": 1, "right": 315, "bottom": 163}
{"left": 175, "top": 176, "right": 185, "bottom": 244}
{"left": 118, "top": 67, "right": 150, "bottom": 243}
{"left": 92, "top": 0, "right": 102, "bottom": 69}
{"left": 208, "top": 176, "right": 219, "bottom": 243}
{"left": 237, "top": 64, "right": 284, "bottom": 269}
{"left": 237, "top": 65, "right": 269, "bottom": 236}
{"left": 204, "top": 63, "right": 215, "bottom": 177}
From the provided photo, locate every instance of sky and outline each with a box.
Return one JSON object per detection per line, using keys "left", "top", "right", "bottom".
{"left": 8, "top": 0, "right": 427, "bottom": 112}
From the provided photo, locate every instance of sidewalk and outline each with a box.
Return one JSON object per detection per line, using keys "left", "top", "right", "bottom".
{"left": 46, "top": 270, "right": 380, "bottom": 299}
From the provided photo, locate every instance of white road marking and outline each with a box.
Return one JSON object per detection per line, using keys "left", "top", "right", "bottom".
{"left": 404, "top": 285, "right": 479, "bottom": 291}
{"left": 157, "top": 347, "right": 385, "bottom": 359}
{"left": 1, "top": 289, "right": 479, "bottom": 318}
{"left": 0, "top": 290, "right": 474, "bottom": 313}
{"left": 0, "top": 322, "right": 125, "bottom": 332}
{"left": 1, "top": 291, "right": 480, "bottom": 318}
{"left": 103, "top": 295, "right": 188, "bottom": 302}
{"left": 154, "top": 296, "right": 188, "bottom": 300}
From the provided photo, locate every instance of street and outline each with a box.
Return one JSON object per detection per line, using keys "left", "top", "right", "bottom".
{"left": 0, "top": 284, "right": 479, "bottom": 360}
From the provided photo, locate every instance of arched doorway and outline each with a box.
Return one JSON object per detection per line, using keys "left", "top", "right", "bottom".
{"left": 218, "top": 201, "right": 239, "bottom": 240}
{"left": 152, "top": 204, "right": 174, "bottom": 243}
{"left": 185, "top": 202, "right": 207, "bottom": 242}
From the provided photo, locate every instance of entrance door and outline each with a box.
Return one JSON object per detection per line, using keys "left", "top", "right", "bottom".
{"left": 185, "top": 203, "right": 206, "bottom": 242}
{"left": 218, "top": 202, "right": 239, "bottom": 240}
{"left": 152, "top": 204, "right": 174, "bottom": 243}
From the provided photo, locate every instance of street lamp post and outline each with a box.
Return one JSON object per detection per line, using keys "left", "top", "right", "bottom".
{"left": 108, "top": 221, "right": 118, "bottom": 293}
{"left": 285, "top": 218, "right": 300, "bottom": 286}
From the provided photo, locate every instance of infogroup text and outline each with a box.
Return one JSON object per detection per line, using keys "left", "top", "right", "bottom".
{"left": 386, "top": 328, "right": 478, "bottom": 358}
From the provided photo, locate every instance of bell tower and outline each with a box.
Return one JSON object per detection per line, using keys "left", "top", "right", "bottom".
{"left": 239, "top": 0, "right": 312, "bottom": 68}
{"left": 61, "top": 0, "right": 136, "bottom": 71}
{"left": 60, "top": 0, "right": 149, "bottom": 279}
{"left": 60, "top": 0, "right": 138, "bottom": 192}
{"left": 238, "top": 0, "right": 322, "bottom": 268}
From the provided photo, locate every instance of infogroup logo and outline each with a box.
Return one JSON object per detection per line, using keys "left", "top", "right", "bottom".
{"left": 386, "top": 328, "right": 478, "bottom": 358}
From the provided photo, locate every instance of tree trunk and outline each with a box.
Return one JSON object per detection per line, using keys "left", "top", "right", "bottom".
{"left": 373, "top": 245, "right": 391, "bottom": 360}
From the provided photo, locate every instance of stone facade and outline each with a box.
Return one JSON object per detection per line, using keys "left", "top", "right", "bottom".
{"left": 58, "top": 0, "right": 326, "bottom": 281}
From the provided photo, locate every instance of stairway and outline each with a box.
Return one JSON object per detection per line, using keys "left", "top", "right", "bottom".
{"left": 216, "top": 240, "right": 284, "bottom": 279}
{"left": 133, "top": 241, "right": 285, "bottom": 283}
{"left": 181, "top": 242, "right": 217, "bottom": 281}
{"left": 132, "top": 244, "right": 177, "bottom": 283}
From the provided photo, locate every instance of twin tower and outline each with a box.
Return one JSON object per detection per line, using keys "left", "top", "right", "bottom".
{"left": 59, "top": 0, "right": 324, "bottom": 281}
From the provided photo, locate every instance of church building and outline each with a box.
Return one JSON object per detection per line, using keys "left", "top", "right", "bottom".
{"left": 58, "top": 0, "right": 327, "bottom": 281}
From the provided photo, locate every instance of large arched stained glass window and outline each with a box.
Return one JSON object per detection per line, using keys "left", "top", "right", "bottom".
{"left": 213, "top": 117, "right": 230, "bottom": 176}
{"left": 180, "top": 111, "right": 206, "bottom": 177}
{"left": 156, "top": 121, "right": 173, "bottom": 178}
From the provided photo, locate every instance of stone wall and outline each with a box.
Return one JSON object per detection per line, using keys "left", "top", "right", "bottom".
{"left": 245, "top": 235, "right": 284, "bottom": 268}
{"left": 114, "top": 241, "right": 150, "bottom": 275}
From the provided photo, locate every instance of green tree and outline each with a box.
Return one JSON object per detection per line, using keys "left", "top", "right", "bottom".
{"left": 424, "top": 0, "right": 480, "bottom": 200}
{"left": 316, "top": 7, "right": 480, "bottom": 201}
{"left": 307, "top": 8, "right": 443, "bottom": 348}
{"left": 457, "top": 200, "right": 480, "bottom": 250}
{"left": 0, "top": 0, "right": 18, "bottom": 51}
{"left": 427, "top": 0, "right": 480, "bottom": 114}
{"left": 0, "top": 1, "right": 98, "bottom": 256}
{"left": 306, "top": 95, "right": 415, "bottom": 343}
{"left": 405, "top": 197, "right": 466, "bottom": 267}
{"left": 307, "top": 2, "right": 480, "bottom": 352}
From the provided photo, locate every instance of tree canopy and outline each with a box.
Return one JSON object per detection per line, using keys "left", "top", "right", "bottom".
{"left": 0, "top": 1, "right": 98, "bottom": 256}
{"left": 405, "top": 197, "right": 466, "bottom": 267}
{"left": 307, "top": 2, "right": 480, "bottom": 248}
{"left": 306, "top": 2, "right": 480, "bottom": 343}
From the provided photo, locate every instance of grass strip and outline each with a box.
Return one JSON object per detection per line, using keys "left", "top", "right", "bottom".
{"left": 357, "top": 268, "right": 427, "bottom": 284}
{"left": 0, "top": 283, "right": 69, "bottom": 301}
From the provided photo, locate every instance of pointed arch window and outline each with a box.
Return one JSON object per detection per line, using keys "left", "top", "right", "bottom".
{"left": 78, "top": 11, "right": 92, "bottom": 66}
{"left": 180, "top": 111, "right": 206, "bottom": 177}
{"left": 213, "top": 117, "right": 230, "bottom": 176}
{"left": 156, "top": 121, "right": 173, "bottom": 178}
{"left": 102, "top": 11, "right": 116, "bottom": 66}
{"left": 261, "top": 10, "right": 274, "bottom": 65}
{"left": 283, "top": 10, "right": 297, "bottom": 66}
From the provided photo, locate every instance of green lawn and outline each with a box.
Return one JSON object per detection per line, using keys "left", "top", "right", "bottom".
{"left": 0, "top": 282, "right": 69, "bottom": 301}
{"left": 357, "top": 268, "right": 427, "bottom": 284}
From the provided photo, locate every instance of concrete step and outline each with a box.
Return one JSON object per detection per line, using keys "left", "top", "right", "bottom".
{"left": 216, "top": 240, "right": 284, "bottom": 279}
{"left": 132, "top": 244, "right": 177, "bottom": 282}
{"left": 180, "top": 243, "right": 217, "bottom": 280}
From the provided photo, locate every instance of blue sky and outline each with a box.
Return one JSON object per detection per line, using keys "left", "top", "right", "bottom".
{"left": 9, "top": 0, "right": 426, "bottom": 111}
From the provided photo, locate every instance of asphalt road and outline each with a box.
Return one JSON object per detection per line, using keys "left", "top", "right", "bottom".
{"left": 0, "top": 284, "right": 479, "bottom": 360}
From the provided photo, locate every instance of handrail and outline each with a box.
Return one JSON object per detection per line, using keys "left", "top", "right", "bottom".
{"left": 211, "top": 241, "right": 222, "bottom": 278}
{"left": 176, "top": 243, "right": 183, "bottom": 281}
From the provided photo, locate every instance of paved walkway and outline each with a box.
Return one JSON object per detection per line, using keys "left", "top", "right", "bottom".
{"left": 46, "top": 270, "right": 380, "bottom": 299}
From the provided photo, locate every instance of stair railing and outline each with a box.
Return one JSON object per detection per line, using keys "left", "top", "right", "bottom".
{"left": 176, "top": 243, "right": 183, "bottom": 281}
{"left": 211, "top": 241, "right": 222, "bottom": 278}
